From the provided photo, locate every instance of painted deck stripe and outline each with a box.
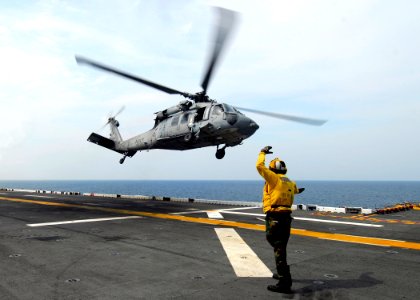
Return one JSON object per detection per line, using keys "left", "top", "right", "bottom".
{"left": 219, "top": 210, "right": 384, "bottom": 227}
{"left": 171, "top": 206, "right": 260, "bottom": 215}
{"left": 27, "top": 216, "right": 141, "bottom": 227}
{"left": 215, "top": 228, "right": 272, "bottom": 277}
{"left": 24, "top": 195, "right": 53, "bottom": 198}
{"left": 170, "top": 210, "right": 209, "bottom": 215}
{"left": 219, "top": 206, "right": 261, "bottom": 211}
{"left": 293, "top": 217, "right": 383, "bottom": 227}
{"left": 1, "top": 196, "right": 419, "bottom": 250}
{"left": 207, "top": 211, "right": 224, "bottom": 219}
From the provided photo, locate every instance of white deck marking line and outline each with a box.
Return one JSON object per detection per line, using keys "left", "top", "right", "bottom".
{"left": 218, "top": 206, "right": 260, "bottom": 211}
{"left": 293, "top": 217, "right": 383, "bottom": 227}
{"left": 27, "top": 216, "right": 141, "bottom": 227}
{"left": 24, "top": 195, "right": 53, "bottom": 198}
{"left": 170, "top": 206, "right": 258, "bottom": 215}
{"left": 207, "top": 211, "right": 224, "bottom": 219}
{"left": 218, "top": 211, "right": 264, "bottom": 217}
{"left": 219, "top": 211, "right": 384, "bottom": 228}
{"left": 215, "top": 228, "right": 272, "bottom": 277}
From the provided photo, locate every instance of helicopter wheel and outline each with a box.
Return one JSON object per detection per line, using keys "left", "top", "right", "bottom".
{"left": 119, "top": 156, "right": 126, "bottom": 164}
{"left": 184, "top": 133, "right": 192, "bottom": 142}
{"left": 215, "top": 148, "right": 225, "bottom": 159}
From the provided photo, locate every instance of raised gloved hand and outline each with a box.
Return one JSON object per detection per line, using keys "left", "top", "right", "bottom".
{"left": 298, "top": 188, "right": 305, "bottom": 194}
{"left": 261, "top": 146, "right": 273, "bottom": 154}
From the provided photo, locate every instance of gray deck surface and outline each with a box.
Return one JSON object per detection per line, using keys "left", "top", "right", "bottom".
{"left": 1, "top": 191, "right": 419, "bottom": 299}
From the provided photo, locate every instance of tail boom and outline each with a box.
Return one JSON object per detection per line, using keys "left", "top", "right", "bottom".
{"left": 87, "top": 133, "right": 136, "bottom": 157}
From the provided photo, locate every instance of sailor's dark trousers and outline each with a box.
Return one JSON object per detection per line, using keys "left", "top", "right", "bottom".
{"left": 265, "top": 212, "right": 292, "bottom": 276}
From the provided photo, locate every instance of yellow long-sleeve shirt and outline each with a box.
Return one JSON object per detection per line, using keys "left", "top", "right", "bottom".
{"left": 256, "top": 152, "right": 298, "bottom": 213}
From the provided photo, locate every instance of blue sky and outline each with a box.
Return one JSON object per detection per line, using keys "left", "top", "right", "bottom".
{"left": 1, "top": 0, "right": 419, "bottom": 180}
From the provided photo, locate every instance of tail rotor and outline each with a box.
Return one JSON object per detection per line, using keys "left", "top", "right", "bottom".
{"left": 98, "top": 105, "right": 125, "bottom": 131}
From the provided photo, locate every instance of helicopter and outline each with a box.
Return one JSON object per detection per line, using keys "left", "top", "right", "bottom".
{"left": 76, "top": 7, "right": 326, "bottom": 165}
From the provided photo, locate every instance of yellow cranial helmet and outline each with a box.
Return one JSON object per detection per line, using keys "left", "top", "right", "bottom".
{"left": 269, "top": 157, "right": 287, "bottom": 173}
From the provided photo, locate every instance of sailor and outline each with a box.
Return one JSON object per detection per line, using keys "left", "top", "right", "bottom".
{"left": 256, "top": 146, "right": 304, "bottom": 293}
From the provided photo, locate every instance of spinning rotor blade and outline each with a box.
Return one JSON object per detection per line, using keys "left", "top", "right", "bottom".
{"left": 75, "top": 56, "right": 187, "bottom": 96}
{"left": 236, "top": 107, "right": 327, "bottom": 126}
{"left": 201, "top": 7, "right": 237, "bottom": 95}
{"left": 98, "top": 106, "right": 125, "bottom": 131}
{"left": 114, "top": 105, "right": 125, "bottom": 118}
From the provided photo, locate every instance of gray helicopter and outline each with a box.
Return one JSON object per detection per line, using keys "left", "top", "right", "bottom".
{"left": 76, "top": 8, "right": 326, "bottom": 164}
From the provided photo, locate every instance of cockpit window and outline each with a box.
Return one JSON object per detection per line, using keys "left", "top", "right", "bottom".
{"left": 234, "top": 107, "right": 242, "bottom": 114}
{"left": 223, "top": 104, "right": 235, "bottom": 113}
{"left": 212, "top": 105, "right": 224, "bottom": 116}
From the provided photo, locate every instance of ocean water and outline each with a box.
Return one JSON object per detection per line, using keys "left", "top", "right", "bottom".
{"left": 1, "top": 180, "right": 419, "bottom": 209}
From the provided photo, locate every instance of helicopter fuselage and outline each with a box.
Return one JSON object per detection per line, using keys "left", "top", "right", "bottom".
{"left": 115, "top": 102, "right": 258, "bottom": 152}
{"left": 87, "top": 101, "right": 259, "bottom": 163}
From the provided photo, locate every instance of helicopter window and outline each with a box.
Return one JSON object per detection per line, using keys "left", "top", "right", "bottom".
{"left": 223, "top": 104, "right": 235, "bottom": 113}
{"left": 195, "top": 107, "right": 206, "bottom": 121}
{"left": 180, "top": 113, "right": 189, "bottom": 124}
{"left": 171, "top": 115, "right": 180, "bottom": 126}
{"left": 234, "top": 107, "right": 243, "bottom": 114}
{"left": 212, "top": 105, "right": 224, "bottom": 116}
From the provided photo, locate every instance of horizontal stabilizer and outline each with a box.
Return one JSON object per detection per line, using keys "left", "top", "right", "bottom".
{"left": 87, "top": 133, "right": 137, "bottom": 157}
{"left": 87, "top": 133, "right": 124, "bottom": 154}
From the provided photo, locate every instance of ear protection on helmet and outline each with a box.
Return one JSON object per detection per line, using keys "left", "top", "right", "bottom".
{"left": 269, "top": 158, "right": 287, "bottom": 173}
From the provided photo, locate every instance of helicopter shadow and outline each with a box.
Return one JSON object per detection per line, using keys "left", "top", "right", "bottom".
{"left": 281, "top": 272, "right": 383, "bottom": 300}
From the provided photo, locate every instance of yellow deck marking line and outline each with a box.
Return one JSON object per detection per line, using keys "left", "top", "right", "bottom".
{"left": 1, "top": 196, "right": 420, "bottom": 251}
{"left": 290, "top": 228, "right": 420, "bottom": 250}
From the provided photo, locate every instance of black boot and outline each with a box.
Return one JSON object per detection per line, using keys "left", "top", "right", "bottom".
{"left": 268, "top": 265, "right": 292, "bottom": 293}
{"left": 267, "top": 281, "right": 292, "bottom": 294}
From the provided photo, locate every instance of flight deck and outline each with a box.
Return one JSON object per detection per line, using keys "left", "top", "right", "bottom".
{"left": 1, "top": 190, "right": 419, "bottom": 299}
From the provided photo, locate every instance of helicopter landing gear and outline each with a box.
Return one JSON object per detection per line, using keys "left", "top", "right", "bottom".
{"left": 215, "top": 145, "right": 227, "bottom": 159}
{"left": 118, "top": 151, "right": 137, "bottom": 164}
{"left": 184, "top": 133, "right": 192, "bottom": 142}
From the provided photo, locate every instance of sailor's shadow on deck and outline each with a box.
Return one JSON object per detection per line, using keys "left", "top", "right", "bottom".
{"left": 282, "top": 272, "right": 383, "bottom": 299}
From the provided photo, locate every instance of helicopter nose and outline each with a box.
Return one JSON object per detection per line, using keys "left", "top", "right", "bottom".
{"left": 239, "top": 116, "right": 259, "bottom": 137}
{"left": 249, "top": 121, "right": 259, "bottom": 130}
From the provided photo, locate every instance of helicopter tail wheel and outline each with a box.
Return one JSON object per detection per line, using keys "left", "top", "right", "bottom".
{"left": 215, "top": 145, "right": 226, "bottom": 159}
{"left": 119, "top": 155, "right": 127, "bottom": 164}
